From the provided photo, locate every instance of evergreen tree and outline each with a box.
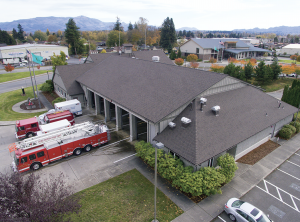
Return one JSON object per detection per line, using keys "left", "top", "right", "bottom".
{"left": 17, "top": 24, "right": 24, "bottom": 41}
{"left": 169, "top": 50, "right": 176, "bottom": 60}
{"left": 270, "top": 61, "right": 282, "bottom": 80}
{"left": 159, "top": 17, "right": 176, "bottom": 50}
{"left": 46, "top": 29, "right": 50, "bottom": 36}
{"left": 182, "top": 30, "right": 186, "bottom": 37}
{"left": 128, "top": 22, "right": 133, "bottom": 31}
{"left": 177, "top": 47, "right": 182, "bottom": 58}
{"left": 255, "top": 61, "right": 266, "bottom": 84}
{"left": 12, "top": 28, "right": 18, "bottom": 40}
{"left": 134, "top": 23, "right": 138, "bottom": 29}
{"left": 264, "top": 65, "right": 273, "bottom": 84}
{"left": 178, "top": 30, "right": 183, "bottom": 37}
{"left": 65, "top": 18, "right": 82, "bottom": 55}
{"left": 223, "top": 63, "right": 236, "bottom": 76}
{"left": 0, "top": 30, "right": 16, "bottom": 45}
{"left": 244, "top": 62, "right": 253, "bottom": 81}
{"left": 113, "top": 17, "right": 123, "bottom": 31}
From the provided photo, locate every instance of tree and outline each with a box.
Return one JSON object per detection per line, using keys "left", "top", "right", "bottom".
{"left": 106, "top": 30, "right": 126, "bottom": 47}
{"left": 174, "top": 58, "right": 184, "bottom": 66}
{"left": 169, "top": 50, "right": 176, "bottom": 60}
{"left": 190, "top": 62, "right": 199, "bottom": 69}
{"left": 177, "top": 47, "right": 182, "bottom": 58}
{"left": 159, "top": 17, "right": 176, "bottom": 50}
{"left": 46, "top": 28, "right": 50, "bottom": 36}
{"left": 33, "top": 30, "right": 47, "bottom": 41}
{"left": 297, "top": 55, "right": 300, "bottom": 63}
{"left": 12, "top": 28, "right": 18, "bottom": 40}
{"left": 0, "top": 30, "right": 16, "bottom": 45}
{"left": 51, "top": 51, "right": 68, "bottom": 73}
{"left": 47, "top": 34, "right": 58, "bottom": 43}
{"left": 244, "top": 62, "right": 253, "bottom": 81}
{"left": 100, "top": 49, "right": 106, "bottom": 53}
{"left": 210, "top": 64, "right": 225, "bottom": 73}
{"left": 290, "top": 55, "right": 297, "bottom": 63}
{"left": 17, "top": 24, "right": 24, "bottom": 41}
{"left": 113, "top": 17, "right": 123, "bottom": 31}
{"left": 65, "top": 18, "right": 81, "bottom": 55}
{"left": 128, "top": 22, "right": 133, "bottom": 31}
{"left": 0, "top": 171, "right": 81, "bottom": 221}
{"left": 270, "top": 61, "right": 282, "bottom": 80}
{"left": 4, "top": 64, "right": 14, "bottom": 72}
{"left": 187, "top": 54, "right": 198, "bottom": 62}
{"left": 57, "top": 29, "right": 63, "bottom": 38}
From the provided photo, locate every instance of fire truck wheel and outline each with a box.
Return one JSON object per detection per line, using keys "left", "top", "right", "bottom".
{"left": 74, "top": 148, "right": 82, "bottom": 156}
{"left": 84, "top": 145, "right": 92, "bottom": 152}
{"left": 26, "top": 132, "right": 34, "bottom": 138}
{"left": 31, "top": 162, "right": 41, "bottom": 170}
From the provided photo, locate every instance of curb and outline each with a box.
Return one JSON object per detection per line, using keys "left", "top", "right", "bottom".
{"left": 0, "top": 121, "right": 16, "bottom": 126}
{"left": 0, "top": 72, "right": 53, "bottom": 85}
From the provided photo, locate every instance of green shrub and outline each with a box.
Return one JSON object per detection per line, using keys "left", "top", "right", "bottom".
{"left": 45, "top": 80, "right": 54, "bottom": 90}
{"left": 217, "top": 153, "right": 238, "bottom": 183}
{"left": 290, "top": 121, "right": 300, "bottom": 133}
{"left": 283, "top": 124, "right": 296, "bottom": 134}
{"left": 278, "top": 127, "right": 293, "bottom": 139}
{"left": 294, "top": 112, "right": 300, "bottom": 122}
{"left": 52, "top": 97, "right": 66, "bottom": 105}
{"left": 197, "top": 59, "right": 202, "bottom": 62}
{"left": 39, "top": 83, "right": 53, "bottom": 93}
{"left": 200, "top": 167, "right": 225, "bottom": 196}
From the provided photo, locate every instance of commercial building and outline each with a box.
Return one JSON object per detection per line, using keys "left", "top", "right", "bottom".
{"left": 279, "top": 44, "right": 300, "bottom": 55}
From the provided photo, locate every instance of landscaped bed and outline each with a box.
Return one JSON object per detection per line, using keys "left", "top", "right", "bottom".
{"left": 236, "top": 140, "right": 280, "bottom": 165}
{"left": 66, "top": 169, "right": 183, "bottom": 222}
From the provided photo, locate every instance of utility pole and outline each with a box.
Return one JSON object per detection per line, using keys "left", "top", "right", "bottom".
{"left": 145, "top": 27, "right": 146, "bottom": 50}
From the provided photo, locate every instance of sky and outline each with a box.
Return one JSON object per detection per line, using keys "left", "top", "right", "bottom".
{"left": 1, "top": 0, "right": 300, "bottom": 31}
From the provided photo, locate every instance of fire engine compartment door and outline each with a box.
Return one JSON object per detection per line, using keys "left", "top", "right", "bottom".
{"left": 60, "top": 140, "right": 74, "bottom": 156}
{"left": 47, "top": 142, "right": 63, "bottom": 162}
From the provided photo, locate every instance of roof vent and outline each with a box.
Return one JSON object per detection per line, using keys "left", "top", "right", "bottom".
{"left": 200, "top": 97, "right": 207, "bottom": 106}
{"left": 152, "top": 56, "right": 160, "bottom": 62}
{"left": 211, "top": 106, "right": 220, "bottom": 116}
{"left": 132, "top": 57, "right": 135, "bottom": 59}
{"left": 181, "top": 117, "right": 191, "bottom": 128}
{"left": 168, "top": 122, "right": 176, "bottom": 129}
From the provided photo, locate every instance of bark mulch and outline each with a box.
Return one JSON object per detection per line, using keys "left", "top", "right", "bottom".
{"left": 236, "top": 140, "right": 280, "bottom": 165}
{"left": 41, "top": 92, "right": 59, "bottom": 105}
{"left": 20, "top": 99, "right": 45, "bottom": 110}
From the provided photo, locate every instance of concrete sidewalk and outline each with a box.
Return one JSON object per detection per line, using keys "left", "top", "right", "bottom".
{"left": 171, "top": 134, "right": 300, "bottom": 222}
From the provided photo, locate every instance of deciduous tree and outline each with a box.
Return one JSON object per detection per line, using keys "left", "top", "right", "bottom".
{"left": 46, "top": 28, "right": 50, "bottom": 36}
{"left": 51, "top": 51, "right": 68, "bottom": 73}
{"left": 106, "top": 30, "right": 126, "bottom": 47}
{"left": 47, "top": 34, "right": 58, "bottom": 43}
{"left": 4, "top": 63, "right": 14, "bottom": 72}
{"left": 187, "top": 54, "right": 198, "bottom": 62}
{"left": 175, "top": 58, "right": 184, "bottom": 66}
{"left": 0, "top": 30, "right": 16, "bottom": 45}
{"left": 33, "top": 30, "right": 47, "bottom": 41}
{"left": 190, "top": 62, "right": 199, "bottom": 69}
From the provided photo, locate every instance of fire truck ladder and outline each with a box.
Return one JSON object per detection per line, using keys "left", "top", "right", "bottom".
{"left": 16, "top": 121, "right": 96, "bottom": 150}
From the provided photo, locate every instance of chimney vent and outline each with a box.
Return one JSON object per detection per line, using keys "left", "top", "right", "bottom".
{"left": 168, "top": 122, "right": 176, "bottom": 129}
{"left": 200, "top": 97, "right": 207, "bottom": 106}
{"left": 181, "top": 117, "right": 191, "bottom": 128}
{"left": 211, "top": 106, "right": 220, "bottom": 116}
{"left": 152, "top": 56, "right": 160, "bottom": 62}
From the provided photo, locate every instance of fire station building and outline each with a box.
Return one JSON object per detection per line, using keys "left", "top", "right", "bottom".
{"left": 52, "top": 49, "right": 297, "bottom": 170}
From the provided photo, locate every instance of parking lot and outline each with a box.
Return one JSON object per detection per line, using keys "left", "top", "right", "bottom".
{"left": 213, "top": 149, "right": 300, "bottom": 222}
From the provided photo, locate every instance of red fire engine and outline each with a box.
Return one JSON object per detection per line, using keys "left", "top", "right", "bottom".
{"left": 15, "top": 110, "right": 75, "bottom": 139}
{"left": 10, "top": 121, "right": 110, "bottom": 173}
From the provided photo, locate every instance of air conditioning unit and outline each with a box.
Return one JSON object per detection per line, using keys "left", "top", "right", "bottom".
{"left": 211, "top": 106, "right": 220, "bottom": 116}
{"left": 168, "top": 122, "right": 176, "bottom": 129}
{"left": 152, "top": 56, "right": 160, "bottom": 62}
{"left": 200, "top": 97, "right": 207, "bottom": 105}
{"left": 181, "top": 117, "right": 191, "bottom": 128}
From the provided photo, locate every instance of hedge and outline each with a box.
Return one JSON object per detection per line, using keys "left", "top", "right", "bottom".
{"left": 52, "top": 97, "right": 66, "bottom": 105}
{"left": 290, "top": 121, "right": 300, "bottom": 133}
{"left": 278, "top": 127, "right": 293, "bottom": 139}
{"left": 283, "top": 124, "right": 296, "bottom": 134}
{"left": 135, "top": 141, "right": 238, "bottom": 197}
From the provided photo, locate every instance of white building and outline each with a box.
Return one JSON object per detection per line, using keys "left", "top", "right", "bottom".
{"left": 0, "top": 44, "right": 68, "bottom": 65}
{"left": 279, "top": 44, "right": 300, "bottom": 55}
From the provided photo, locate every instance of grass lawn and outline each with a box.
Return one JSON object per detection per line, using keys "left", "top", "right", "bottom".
{"left": 67, "top": 169, "right": 183, "bottom": 222}
{"left": 278, "top": 60, "right": 299, "bottom": 64}
{"left": 250, "top": 78, "right": 295, "bottom": 92}
{"left": 0, "top": 85, "right": 45, "bottom": 121}
{"left": 0, "top": 70, "right": 48, "bottom": 83}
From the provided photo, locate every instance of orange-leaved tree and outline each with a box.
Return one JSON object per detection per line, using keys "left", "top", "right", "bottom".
{"left": 187, "top": 54, "right": 198, "bottom": 62}
{"left": 209, "top": 57, "right": 217, "bottom": 63}
{"left": 175, "top": 58, "right": 184, "bottom": 66}
{"left": 290, "top": 55, "right": 297, "bottom": 62}
{"left": 249, "top": 58, "right": 257, "bottom": 66}
{"left": 190, "top": 62, "right": 199, "bottom": 69}
{"left": 37, "top": 65, "right": 40, "bottom": 69}
{"left": 5, "top": 64, "right": 14, "bottom": 72}
{"left": 281, "top": 64, "right": 295, "bottom": 74}
{"left": 228, "top": 57, "right": 238, "bottom": 63}
{"left": 210, "top": 64, "right": 225, "bottom": 73}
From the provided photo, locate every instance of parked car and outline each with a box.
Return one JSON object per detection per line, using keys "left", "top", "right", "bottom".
{"left": 288, "top": 73, "right": 296, "bottom": 77}
{"left": 224, "top": 198, "right": 273, "bottom": 222}
{"left": 96, "top": 46, "right": 103, "bottom": 51}
{"left": 278, "top": 73, "right": 286, "bottom": 77}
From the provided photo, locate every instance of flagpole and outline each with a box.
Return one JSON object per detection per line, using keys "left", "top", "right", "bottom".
{"left": 26, "top": 49, "right": 36, "bottom": 99}
{"left": 31, "top": 58, "right": 41, "bottom": 108}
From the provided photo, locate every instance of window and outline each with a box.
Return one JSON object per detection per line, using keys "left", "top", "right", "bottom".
{"left": 236, "top": 210, "right": 248, "bottom": 220}
{"left": 19, "top": 126, "right": 25, "bottom": 131}
{"left": 21, "top": 157, "right": 28, "bottom": 163}
{"left": 232, "top": 200, "right": 245, "bottom": 208}
{"left": 196, "top": 48, "right": 199, "bottom": 54}
{"left": 31, "top": 123, "right": 37, "bottom": 128}
{"left": 37, "top": 151, "right": 45, "bottom": 158}
{"left": 248, "top": 216, "right": 256, "bottom": 222}
{"left": 29, "top": 154, "right": 36, "bottom": 160}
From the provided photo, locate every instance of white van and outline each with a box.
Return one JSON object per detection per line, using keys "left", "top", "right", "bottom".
{"left": 54, "top": 99, "right": 82, "bottom": 116}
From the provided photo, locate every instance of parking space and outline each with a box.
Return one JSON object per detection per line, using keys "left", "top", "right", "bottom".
{"left": 213, "top": 149, "right": 300, "bottom": 222}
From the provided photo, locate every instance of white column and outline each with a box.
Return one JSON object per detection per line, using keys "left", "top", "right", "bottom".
{"left": 104, "top": 99, "right": 110, "bottom": 122}
{"left": 115, "top": 106, "right": 122, "bottom": 131}
{"left": 129, "top": 113, "right": 137, "bottom": 141}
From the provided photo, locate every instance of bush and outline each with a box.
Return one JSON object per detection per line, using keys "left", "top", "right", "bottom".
{"left": 197, "top": 59, "right": 202, "bottom": 62}
{"left": 290, "top": 121, "right": 300, "bottom": 133}
{"left": 217, "top": 153, "right": 238, "bottom": 183}
{"left": 134, "top": 141, "right": 237, "bottom": 197}
{"left": 52, "top": 97, "right": 66, "bottom": 105}
{"left": 294, "top": 112, "right": 300, "bottom": 122}
{"left": 46, "top": 80, "right": 54, "bottom": 91}
{"left": 210, "top": 64, "right": 225, "bottom": 73}
{"left": 283, "top": 124, "right": 296, "bottom": 134}
{"left": 278, "top": 127, "right": 293, "bottom": 139}
{"left": 209, "top": 57, "right": 217, "bottom": 63}
{"left": 187, "top": 54, "right": 198, "bottom": 62}
{"left": 174, "top": 58, "right": 184, "bottom": 66}
{"left": 39, "top": 83, "right": 53, "bottom": 93}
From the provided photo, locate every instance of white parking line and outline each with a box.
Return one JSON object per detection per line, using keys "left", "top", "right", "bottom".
{"left": 294, "top": 153, "right": 300, "bottom": 157}
{"left": 257, "top": 179, "right": 300, "bottom": 213}
{"left": 277, "top": 168, "right": 300, "bottom": 181}
{"left": 218, "top": 216, "right": 227, "bottom": 222}
{"left": 114, "top": 153, "right": 137, "bottom": 163}
{"left": 287, "top": 160, "right": 300, "bottom": 168}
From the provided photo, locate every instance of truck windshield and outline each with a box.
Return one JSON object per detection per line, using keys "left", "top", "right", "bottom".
{"left": 15, "top": 125, "right": 19, "bottom": 132}
{"left": 13, "top": 152, "right": 19, "bottom": 166}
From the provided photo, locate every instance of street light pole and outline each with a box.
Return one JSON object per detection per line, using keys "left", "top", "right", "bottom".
{"left": 153, "top": 142, "right": 164, "bottom": 222}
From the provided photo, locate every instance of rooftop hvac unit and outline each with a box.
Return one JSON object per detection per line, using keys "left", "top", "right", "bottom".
{"left": 200, "top": 97, "right": 207, "bottom": 105}
{"left": 211, "top": 106, "right": 220, "bottom": 116}
{"left": 152, "top": 56, "right": 160, "bottom": 62}
{"left": 181, "top": 117, "right": 191, "bottom": 128}
{"left": 168, "top": 122, "right": 176, "bottom": 129}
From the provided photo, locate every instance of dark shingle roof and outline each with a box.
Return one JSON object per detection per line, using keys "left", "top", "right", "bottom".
{"left": 76, "top": 55, "right": 226, "bottom": 123}
{"left": 191, "top": 38, "right": 249, "bottom": 49}
{"left": 154, "top": 86, "right": 298, "bottom": 165}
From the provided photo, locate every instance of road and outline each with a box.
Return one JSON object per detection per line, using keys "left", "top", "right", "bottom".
{"left": 0, "top": 65, "right": 52, "bottom": 74}
{"left": 0, "top": 73, "right": 53, "bottom": 94}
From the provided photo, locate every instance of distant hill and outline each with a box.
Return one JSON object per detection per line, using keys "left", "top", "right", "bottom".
{"left": 0, "top": 16, "right": 129, "bottom": 33}
{"left": 177, "top": 27, "right": 199, "bottom": 31}
{"left": 233, "top": 26, "right": 300, "bottom": 35}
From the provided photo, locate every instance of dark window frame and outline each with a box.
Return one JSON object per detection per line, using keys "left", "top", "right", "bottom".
{"left": 29, "top": 154, "right": 36, "bottom": 161}
{"left": 37, "top": 151, "right": 45, "bottom": 158}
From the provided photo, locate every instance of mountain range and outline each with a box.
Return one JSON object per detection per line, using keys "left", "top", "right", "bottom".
{"left": 1, "top": 16, "right": 300, "bottom": 35}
